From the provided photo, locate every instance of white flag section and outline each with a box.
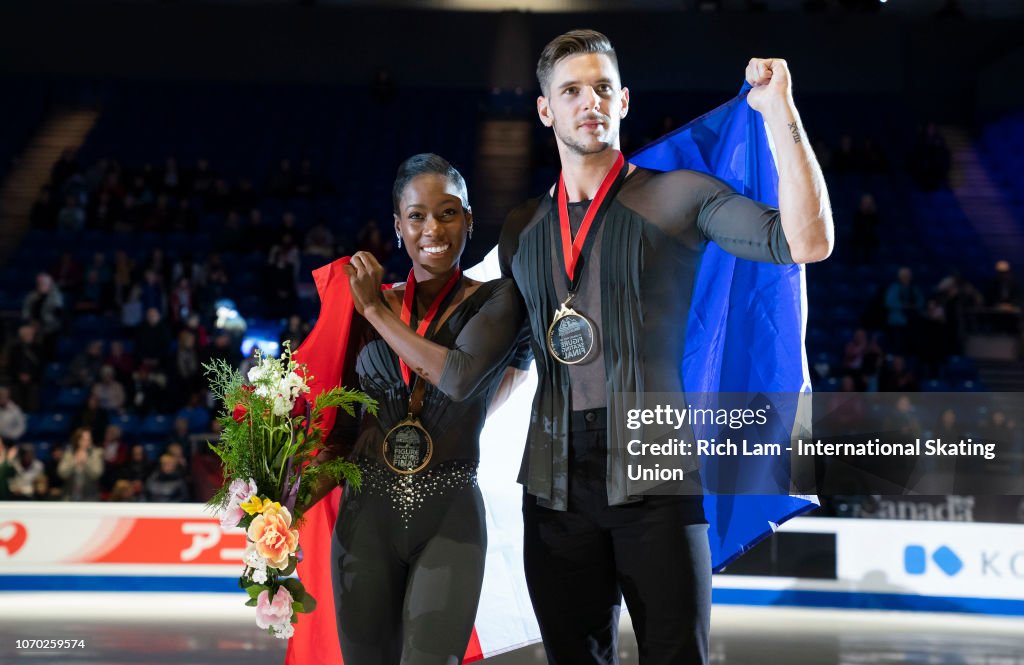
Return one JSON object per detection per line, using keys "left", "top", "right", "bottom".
{"left": 465, "top": 248, "right": 543, "bottom": 656}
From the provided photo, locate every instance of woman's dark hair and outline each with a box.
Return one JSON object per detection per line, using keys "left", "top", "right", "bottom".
{"left": 392, "top": 153, "right": 469, "bottom": 214}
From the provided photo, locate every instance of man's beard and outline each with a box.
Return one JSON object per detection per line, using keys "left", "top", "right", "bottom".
{"left": 553, "top": 115, "right": 618, "bottom": 156}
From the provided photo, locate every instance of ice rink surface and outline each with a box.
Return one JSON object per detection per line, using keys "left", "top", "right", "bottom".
{"left": 1, "top": 593, "right": 1022, "bottom": 664}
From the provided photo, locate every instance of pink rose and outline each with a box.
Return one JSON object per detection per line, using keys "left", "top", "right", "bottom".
{"left": 221, "top": 478, "right": 258, "bottom": 529}
{"left": 255, "top": 587, "right": 293, "bottom": 630}
{"left": 220, "top": 502, "right": 246, "bottom": 529}
{"left": 246, "top": 505, "right": 299, "bottom": 570}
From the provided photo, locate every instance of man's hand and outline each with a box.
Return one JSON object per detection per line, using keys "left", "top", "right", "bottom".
{"left": 745, "top": 58, "right": 794, "bottom": 116}
{"left": 344, "top": 252, "right": 386, "bottom": 316}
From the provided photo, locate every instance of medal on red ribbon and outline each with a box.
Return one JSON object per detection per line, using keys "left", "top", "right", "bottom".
{"left": 547, "top": 151, "right": 628, "bottom": 365}
{"left": 382, "top": 267, "right": 461, "bottom": 474}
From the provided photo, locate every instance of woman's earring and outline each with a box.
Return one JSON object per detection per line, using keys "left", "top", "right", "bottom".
{"left": 396, "top": 233, "right": 402, "bottom": 249}
{"left": 468, "top": 226, "right": 474, "bottom": 240}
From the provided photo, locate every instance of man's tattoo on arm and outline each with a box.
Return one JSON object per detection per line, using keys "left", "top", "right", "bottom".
{"left": 787, "top": 121, "right": 803, "bottom": 145}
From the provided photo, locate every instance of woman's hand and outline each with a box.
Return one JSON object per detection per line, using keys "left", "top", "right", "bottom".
{"left": 344, "top": 252, "right": 386, "bottom": 316}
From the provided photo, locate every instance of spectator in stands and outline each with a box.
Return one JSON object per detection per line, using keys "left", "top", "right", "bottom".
{"left": 266, "top": 236, "right": 299, "bottom": 318}
{"left": 105, "top": 340, "right": 136, "bottom": 386}
{"left": 88, "top": 252, "right": 114, "bottom": 300}
{"left": 108, "top": 479, "right": 138, "bottom": 502}
{"left": 167, "top": 417, "right": 192, "bottom": 452}
{"left": 189, "top": 158, "right": 215, "bottom": 197}
{"left": 246, "top": 209, "right": 274, "bottom": 254}
{"left": 57, "top": 195, "right": 86, "bottom": 232}
{"left": 280, "top": 211, "right": 304, "bottom": 246}
{"left": 52, "top": 252, "right": 83, "bottom": 297}
{"left": 99, "top": 424, "right": 129, "bottom": 482}
{"left": 986, "top": 260, "right": 1022, "bottom": 310}
{"left": 165, "top": 441, "right": 189, "bottom": 475}
{"left": 58, "top": 427, "right": 104, "bottom": 501}
{"left": 0, "top": 387, "right": 27, "bottom": 442}
{"left": 202, "top": 333, "right": 242, "bottom": 371}
{"left": 279, "top": 314, "right": 310, "bottom": 353}
{"left": 919, "top": 298, "right": 954, "bottom": 378}
{"left": 294, "top": 159, "right": 322, "bottom": 197}
{"left": 885, "top": 394, "right": 923, "bottom": 438}
{"left": 172, "top": 254, "right": 205, "bottom": 291}
{"left": 832, "top": 135, "right": 860, "bottom": 173}
{"left": 118, "top": 443, "right": 153, "bottom": 496}
{"left": 183, "top": 312, "right": 210, "bottom": 349}
{"left": 879, "top": 354, "right": 920, "bottom": 392}
{"left": 885, "top": 266, "right": 923, "bottom": 353}
{"left": 121, "top": 284, "right": 145, "bottom": 330}
{"left": 168, "top": 277, "right": 195, "bottom": 325}
{"left": 304, "top": 219, "right": 335, "bottom": 257}
{"left": 170, "top": 198, "right": 198, "bottom": 232}
{"left": 73, "top": 393, "right": 109, "bottom": 445}
{"left": 64, "top": 339, "right": 105, "bottom": 388}
{"left": 859, "top": 137, "right": 889, "bottom": 174}
{"left": 112, "top": 251, "right": 136, "bottom": 306}
{"left": 44, "top": 444, "right": 65, "bottom": 498}
{"left": 22, "top": 272, "right": 65, "bottom": 355}
{"left": 143, "top": 453, "right": 191, "bottom": 502}
{"left": 268, "top": 158, "right": 294, "bottom": 197}
{"left": 162, "top": 157, "right": 180, "bottom": 195}
{"left": 0, "top": 438, "right": 16, "bottom": 500}
{"left": 7, "top": 324, "right": 43, "bottom": 412}
{"left": 933, "top": 408, "right": 964, "bottom": 445}
{"left": 851, "top": 193, "right": 880, "bottom": 262}
{"left": 172, "top": 330, "right": 202, "bottom": 398}
{"left": 91, "top": 365, "right": 127, "bottom": 412}
{"left": 130, "top": 359, "right": 170, "bottom": 414}
{"left": 356, "top": 219, "right": 394, "bottom": 264}
{"left": 90, "top": 190, "right": 119, "bottom": 231}
{"left": 139, "top": 269, "right": 166, "bottom": 316}
{"left": 10, "top": 443, "right": 45, "bottom": 499}
{"left": 176, "top": 394, "right": 209, "bottom": 436}
{"left": 74, "top": 269, "right": 107, "bottom": 314}
{"left": 934, "top": 270, "right": 982, "bottom": 352}
{"left": 135, "top": 307, "right": 173, "bottom": 365}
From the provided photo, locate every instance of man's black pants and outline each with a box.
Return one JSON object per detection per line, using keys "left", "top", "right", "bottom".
{"left": 522, "top": 408, "right": 711, "bottom": 665}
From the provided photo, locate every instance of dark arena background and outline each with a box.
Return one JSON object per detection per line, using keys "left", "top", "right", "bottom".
{"left": 1, "top": 1, "right": 1023, "bottom": 664}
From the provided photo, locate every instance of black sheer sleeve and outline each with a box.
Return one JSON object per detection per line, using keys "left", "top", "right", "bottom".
{"left": 620, "top": 168, "right": 793, "bottom": 265}
{"left": 437, "top": 279, "right": 527, "bottom": 401}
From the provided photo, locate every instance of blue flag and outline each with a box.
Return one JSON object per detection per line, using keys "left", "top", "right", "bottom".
{"left": 630, "top": 83, "right": 818, "bottom": 571}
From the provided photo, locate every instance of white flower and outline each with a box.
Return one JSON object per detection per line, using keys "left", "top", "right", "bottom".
{"left": 247, "top": 365, "right": 267, "bottom": 384}
{"left": 272, "top": 623, "right": 294, "bottom": 639}
{"left": 271, "top": 394, "right": 293, "bottom": 417}
{"left": 245, "top": 544, "right": 267, "bottom": 570}
{"left": 252, "top": 568, "right": 268, "bottom": 584}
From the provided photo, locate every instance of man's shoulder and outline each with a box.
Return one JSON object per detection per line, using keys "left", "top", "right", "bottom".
{"left": 502, "top": 196, "right": 548, "bottom": 233}
{"left": 628, "top": 166, "right": 728, "bottom": 192}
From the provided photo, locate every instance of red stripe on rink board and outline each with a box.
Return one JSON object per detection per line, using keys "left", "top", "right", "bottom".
{"left": 464, "top": 627, "right": 483, "bottom": 662}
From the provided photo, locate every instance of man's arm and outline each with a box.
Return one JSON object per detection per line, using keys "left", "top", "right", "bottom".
{"left": 746, "top": 58, "right": 833, "bottom": 264}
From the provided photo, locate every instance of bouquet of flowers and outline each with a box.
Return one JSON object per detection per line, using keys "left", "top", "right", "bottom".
{"left": 204, "top": 342, "right": 376, "bottom": 638}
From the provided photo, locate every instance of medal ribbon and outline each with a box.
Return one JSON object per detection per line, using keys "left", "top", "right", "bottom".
{"left": 557, "top": 150, "right": 626, "bottom": 286}
{"left": 399, "top": 266, "right": 462, "bottom": 386}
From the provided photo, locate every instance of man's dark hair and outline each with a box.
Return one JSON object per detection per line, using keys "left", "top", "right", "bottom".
{"left": 392, "top": 153, "right": 469, "bottom": 214}
{"left": 536, "top": 29, "right": 619, "bottom": 97}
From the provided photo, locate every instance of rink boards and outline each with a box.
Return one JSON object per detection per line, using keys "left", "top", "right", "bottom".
{"left": 1, "top": 503, "right": 1022, "bottom": 615}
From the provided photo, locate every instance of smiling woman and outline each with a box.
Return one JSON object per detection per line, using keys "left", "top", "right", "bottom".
{"left": 286, "top": 154, "right": 533, "bottom": 665}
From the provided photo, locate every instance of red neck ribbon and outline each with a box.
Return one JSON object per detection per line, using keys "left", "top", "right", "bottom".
{"left": 556, "top": 150, "right": 625, "bottom": 281}
{"left": 399, "top": 266, "right": 462, "bottom": 385}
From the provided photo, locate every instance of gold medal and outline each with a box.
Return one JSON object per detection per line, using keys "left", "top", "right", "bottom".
{"left": 547, "top": 294, "right": 595, "bottom": 365}
{"left": 382, "top": 416, "right": 433, "bottom": 475}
